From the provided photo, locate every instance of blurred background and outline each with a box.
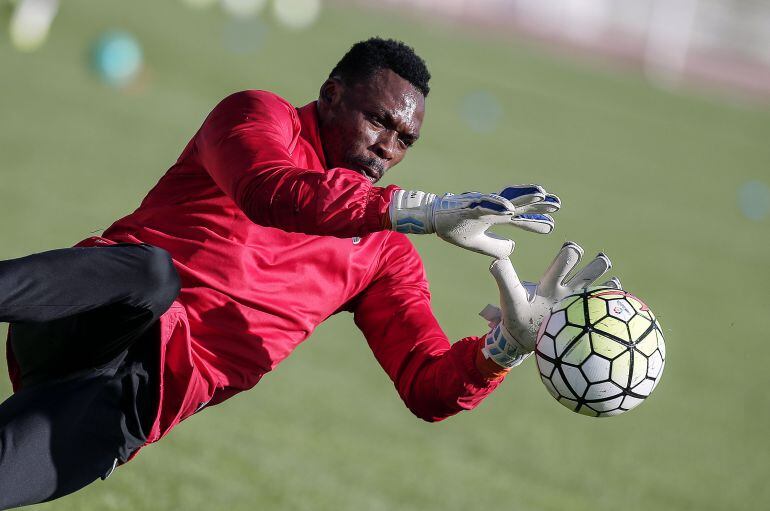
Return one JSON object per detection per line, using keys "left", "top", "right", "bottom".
{"left": 1, "top": 0, "right": 768, "bottom": 509}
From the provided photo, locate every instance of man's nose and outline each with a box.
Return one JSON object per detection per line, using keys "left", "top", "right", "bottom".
{"left": 372, "top": 131, "right": 397, "bottom": 160}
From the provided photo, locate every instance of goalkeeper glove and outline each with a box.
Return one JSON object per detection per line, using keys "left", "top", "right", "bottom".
{"left": 480, "top": 241, "right": 621, "bottom": 369}
{"left": 388, "top": 185, "right": 560, "bottom": 260}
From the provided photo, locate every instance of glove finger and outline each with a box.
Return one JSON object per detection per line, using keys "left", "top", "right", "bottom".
{"left": 453, "top": 192, "right": 514, "bottom": 216}
{"left": 539, "top": 241, "right": 584, "bottom": 296}
{"left": 477, "top": 193, "right": 516, "bottom": 214}
{"left": 479, "top": 232, "right": 515, "bottom": 259}
{"left": 489, "top": 258, "right": 529, "bottom": 319}
{"left": 564, "top": 252, "right": 612, "bottom": 293}
{"left": 509, "top": 214, "right": 554, "bottom": 234}
{"left": 601, "top": 277, "right": 623, "bottom": 290}
{"left": 438, "top": 192, "right": 514, "bottom": 213}
{"left": 517, "top": 194, "right": 561, "bottom": 214}
{"left": 498, "top": 185, "right": 546, "bottom": 208}
{"left": 542, "top": 194, "right": 561, "bottom": 212}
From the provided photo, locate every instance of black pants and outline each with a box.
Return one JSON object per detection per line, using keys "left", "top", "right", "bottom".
{"left": 0, "top": 243, "right": 180, "bottom": 509}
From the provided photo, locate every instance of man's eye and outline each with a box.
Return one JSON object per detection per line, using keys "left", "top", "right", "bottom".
{"left": 368, "top": 115, "right": 384, "bottom": 128}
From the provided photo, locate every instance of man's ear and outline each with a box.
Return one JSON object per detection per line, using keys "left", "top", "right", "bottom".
{"left": 319, "top": 78, "right": 343, "bottom": 109}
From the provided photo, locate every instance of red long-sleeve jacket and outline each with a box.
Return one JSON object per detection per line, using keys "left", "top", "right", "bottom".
{"left": 7, "top": 90, "right": 505, "bottom": 451}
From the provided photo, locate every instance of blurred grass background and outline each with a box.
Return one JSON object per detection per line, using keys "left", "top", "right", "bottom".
{"left": 1, "top": 0, "right": 769, "bottom": 510}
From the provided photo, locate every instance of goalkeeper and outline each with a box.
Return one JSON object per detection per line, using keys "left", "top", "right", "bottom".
{"left": 0, "top": 38, "right": 613, "bottom": 509}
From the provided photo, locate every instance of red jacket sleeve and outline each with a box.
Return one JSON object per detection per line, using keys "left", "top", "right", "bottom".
{"left": 195, "top": 90, "right": 398, "bottom": 238}
{"left": 350, "top": 234, "right": 505, "bottom": 422}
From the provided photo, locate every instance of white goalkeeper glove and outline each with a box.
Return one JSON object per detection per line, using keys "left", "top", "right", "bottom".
{"left": 389, "top": 185, "right": 560, "bottom": 260}
{"left": 480, "top": 242, "right": 621, "bottom": 369}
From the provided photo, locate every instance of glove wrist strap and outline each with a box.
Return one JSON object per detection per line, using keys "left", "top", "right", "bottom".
{"left": 389, "top": 189, "right": 438, "bottom": 234}
{"left": 482, "top": 322, "right": 532, "bottom": 369}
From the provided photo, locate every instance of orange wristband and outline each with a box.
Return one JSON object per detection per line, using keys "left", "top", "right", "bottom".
{"left": 474, "top": 344, "right": 510, "bottom": 381}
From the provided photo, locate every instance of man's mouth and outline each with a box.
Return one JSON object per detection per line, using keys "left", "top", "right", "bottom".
{"left": 352, "top": 162, "right": 383, "bottom": 184}
{"left": 357, "top": 167, "right": 379, "bottom": 183}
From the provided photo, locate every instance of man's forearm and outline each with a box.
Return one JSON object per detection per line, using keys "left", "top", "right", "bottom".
{"left": 235, "top": 165, "right": 398, "bottom": 238}
{"left": 390, "top": 336, "right": 506, "bottom": 422}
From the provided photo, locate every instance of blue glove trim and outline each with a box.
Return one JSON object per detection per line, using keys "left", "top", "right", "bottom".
{"left": 543, "top": 194, "right": 561, "bottom": 206}
{"left": 499, "top": 186, "right": 542, "bottom": 200}
{"left": 511, "top": 213, "right": 555, "bottom": 234}
{"left": 484, "top": 325, "right": 527, "bottom": 367}
{"left": 396, "top": 217, "right": 427, "bottom": 234}
{"left": 473, "top": 200, "right": 509, "bottom": 212}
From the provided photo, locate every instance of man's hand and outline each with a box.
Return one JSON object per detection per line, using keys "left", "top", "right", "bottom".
{"left": 389, "top": 185, "right": 560, "bottom": 259}
{"left": 480, "top": 242, "right": 621, "bottom": 369}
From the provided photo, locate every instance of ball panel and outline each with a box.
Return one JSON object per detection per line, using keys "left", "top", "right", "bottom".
{"left": 586, "top": 297, "right": 608, "bottom": 322}
{"left": 655, "top": 329, "right": 666, "bottom": 359}
{"left": 610, "top": 351, "right": 631, "bottom": 387}
{"left": 621, "top": 394, "right": 644, "bottom": 410}
{"left": 584, "top": 381, "right": 623, "bottom": 400}
{"left": 630, "top": 350, "right": 648, "bottom": 387}
{"left": 581, "top": 354, "right": 612, "bottom": 383}
{"left": 545, "top": 310, "right": 566, "bottom": 336}
{"left": 638, "top": 310, "right": 655, "bottom": 322}
{"left": 552, "top": 295, "right": 580, "bottom": 312}
{"left": 607, "top": 298, "right": 635, "bottom": 322}
{"left": 551, "top": 369, "right": 576, "bottom": 400}
{"left": 566, "top": 299, "right": 586, "bottom": 326}
{"left": 651, "top": 362, "right": 665, "bottom": 391}
{"left": 562, "top": 364, "right": 588, "bottom": 397}
{"left": 593, "top": 315, "right": 631, "bottom": 342}
{"left": 631, "top": 378, "right": 655, "bottom": 397}
{"left": 626, "top": 294, "right": 653, "bottom": 320}
{"left": 647, "top": 350, "right": 663, "bottom": 379}
{"left": 554, "top": 325, "right": 585, "bottom": 357}
{"left": 635, "top": 331, "right": 658, "bottom": 356}
{"left": 537, "top": 335, "right": 557, "bottom": 360}
{"left": 561, "top": 337, "right": 592, "bottom": 365}
{"left": 536, "top": 355, "right": 555, "bottom": 378}
{"left": 628, "top": 314, "right": 651, "bottom": 340}
{"left": 541, "top": 375, "right": 560, "bottom": 400}
{"left": 558, "top": 396, "right": 580, "bottom": 412}
{"left": 589, "top": 395, "right": 623, "bottom": 413}
{"left": 576, "top": 404, "right": 599, "bottom": 417}
{"left": 590, "top": 332, "right": 625, "bottom": 359}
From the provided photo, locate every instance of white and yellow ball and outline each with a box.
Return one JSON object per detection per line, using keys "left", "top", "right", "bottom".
{"left": 535, "top": 288, "right": 665, "bottom": 417}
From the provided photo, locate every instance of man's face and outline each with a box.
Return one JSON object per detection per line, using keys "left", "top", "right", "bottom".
{"left": 317, "top": 69, "right": 425, "bottom": 184}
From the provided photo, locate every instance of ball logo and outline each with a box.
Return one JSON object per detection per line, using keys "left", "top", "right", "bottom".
{"left": 594, "top": 290, "right": 650, "bottom": 311}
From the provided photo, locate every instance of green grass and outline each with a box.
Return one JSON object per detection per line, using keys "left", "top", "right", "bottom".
{"left": 1, "top": 1, "right": 769, "bottom": 509}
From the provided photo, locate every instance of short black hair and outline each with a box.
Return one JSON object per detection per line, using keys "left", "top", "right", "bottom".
{"left": 330, "top": 37, "right": 431, "bottom": 97}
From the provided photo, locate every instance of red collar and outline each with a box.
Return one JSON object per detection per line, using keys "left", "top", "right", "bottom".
{"left": 296, "top": 101, "right": 328, "bottom": 170}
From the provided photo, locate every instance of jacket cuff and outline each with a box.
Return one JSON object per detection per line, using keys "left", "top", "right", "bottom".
{"left": 365, "top": 185, "right": 400, "bottom": 232}
{"left": 474, "top": 342, "right": 511, "bottom": 381}
{"left": 455, "top": 337, "right": 508, "bottom": 386}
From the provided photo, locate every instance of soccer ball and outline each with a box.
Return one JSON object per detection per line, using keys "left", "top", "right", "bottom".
{"left": 535, "top": 288, "right": 665, "bottom": 417}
